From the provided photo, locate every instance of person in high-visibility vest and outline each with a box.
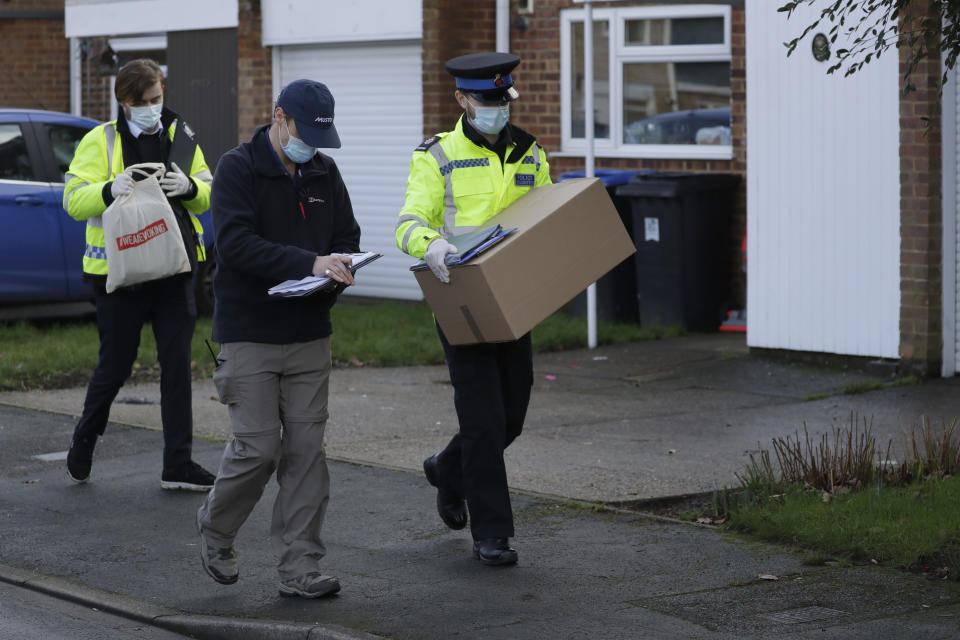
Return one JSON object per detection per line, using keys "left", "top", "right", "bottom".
{"left": 63, "top": 58, "right": 215, "bottom": 491}
{"left": 396, "top": 52, "right": 551, "bottom": 566}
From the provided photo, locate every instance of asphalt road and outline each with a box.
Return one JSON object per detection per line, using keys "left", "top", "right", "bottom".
{"left": 4, "top": 334, "right": 960, "bottom": 638}
{"left": 0, "top": 580, "right": 188, "bottom": 640}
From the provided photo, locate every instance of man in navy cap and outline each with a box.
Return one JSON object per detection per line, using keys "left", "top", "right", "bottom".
{"left": 395, "top": 53, "right": 552, "bottom": 566}
{"left": 196, "top": 79, "right": 361, "bottom": 597}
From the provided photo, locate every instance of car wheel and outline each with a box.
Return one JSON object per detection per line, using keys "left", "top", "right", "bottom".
{"left": 194, "top": 257, "right": 215, "bottom": 316}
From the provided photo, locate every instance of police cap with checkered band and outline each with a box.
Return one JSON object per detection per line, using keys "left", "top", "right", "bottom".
{"left": 445, "top": 52, "right": 521, "bottom": 103}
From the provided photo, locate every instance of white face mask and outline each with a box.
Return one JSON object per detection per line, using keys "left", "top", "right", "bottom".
{"left": 469, "top": 104, "right": 510, "bottom": 135}
{"left": 280, "top": 119, "right": 318, "bottom": 163}
{"left": 129, "top": 103, "right": 163, "bottom": 131}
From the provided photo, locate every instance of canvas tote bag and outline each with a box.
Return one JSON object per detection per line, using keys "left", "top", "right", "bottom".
{"left": 102, "top": 162, "right": 191, "bottom": 293}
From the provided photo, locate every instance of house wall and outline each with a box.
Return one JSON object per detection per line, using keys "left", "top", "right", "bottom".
{"left": 421, "top": 1, "right": 746, "bottom": 174}
{"left": 237, "top": 0, "right": 274, "bottom": 141}
{"left": 419, "top": 0, "right": 747, "bottom": 308}
{"left": 899, "top": 2, "right": 943, "bottom": 375}
{"left": 421, "top": 0, "right": 497, "bottom": 137}
{"left": 0, "top": 0, "right": 70, "bottom": 113}
{"left": 520, "top": 0, "right": 746, "bottom": 309}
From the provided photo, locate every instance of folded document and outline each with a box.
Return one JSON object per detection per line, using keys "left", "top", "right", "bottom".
{"left": 409, "top": 225, "right": 517, "bottom": 272}
{"left": 268, "top": 251, "right": 381, "bottom": 297}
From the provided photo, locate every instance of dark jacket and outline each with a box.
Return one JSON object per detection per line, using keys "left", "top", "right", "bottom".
{"left": 211, "top": 125, "right": 361, "bottom": 344}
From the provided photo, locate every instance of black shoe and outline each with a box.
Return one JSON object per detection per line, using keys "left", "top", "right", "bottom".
{"left": 67, "top": 434, "right": 97, "bottom": 484}
{"left": 423, "top": 454, "right": 467, "bottom": 530}
{"left": 161, "top": 461, "right": 215, "bottom": 491}
{"left": 473, "top": 538, "right": 518, "bottom": 566}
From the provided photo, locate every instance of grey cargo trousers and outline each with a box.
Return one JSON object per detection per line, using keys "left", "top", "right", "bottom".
{"left": 197, "top": 338, "right": 331, "bottom": 580}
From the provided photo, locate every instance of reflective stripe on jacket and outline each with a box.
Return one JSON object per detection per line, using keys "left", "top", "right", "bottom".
{"left": 63, "top": 119, "right": 212, "bottom": 276}
{"left": 396, "top": 117, "right": 551, "bottom": 259}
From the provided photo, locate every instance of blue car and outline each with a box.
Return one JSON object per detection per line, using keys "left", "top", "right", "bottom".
{"left": 624, "top": 108, "right": 731, "bottom": 145}
{"left": 0, "top": 108, "right": 215, "bottom": 314}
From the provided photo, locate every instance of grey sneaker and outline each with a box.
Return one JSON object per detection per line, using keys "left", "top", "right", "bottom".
{"left": 278, "top": 572, "right": 341, "bottom": 598}
{"left": 197, "top": 515, "right": 238, "bottom": 585}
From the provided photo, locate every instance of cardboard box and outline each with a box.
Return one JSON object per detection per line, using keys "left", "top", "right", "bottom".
{"left": 415, "top": 178, "right": 636, "bottom": 345}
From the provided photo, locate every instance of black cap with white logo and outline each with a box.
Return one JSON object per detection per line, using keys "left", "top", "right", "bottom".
{"left": 277, "top": 79, "right": 341, "bottom": 149}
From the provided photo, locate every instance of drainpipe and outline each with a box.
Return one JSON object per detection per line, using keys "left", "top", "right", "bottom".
{"left": 70, "top": 37, "right": 82, "bottom": 116}
{"left": 941, "top": 50, "right": 958, "bottom": 377}
{"left": 496, "top": 0, "right": 510, "bottom": 52}
{"left": 585, "top": 2, "right": 597, "bottom": 348}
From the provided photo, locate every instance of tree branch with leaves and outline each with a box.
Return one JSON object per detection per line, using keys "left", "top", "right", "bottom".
{"left": 779, "top": 0, "right": 955, "bottom": 94}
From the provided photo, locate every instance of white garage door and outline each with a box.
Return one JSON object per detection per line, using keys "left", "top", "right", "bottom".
{"left": 745, "top": 1, "right": 900, "bottom": 358}
{"left": 948, "top": 66, "right": 960, "bottom": 374}
{"left": 277, "top": 42, "right": 424, "bottom": 300}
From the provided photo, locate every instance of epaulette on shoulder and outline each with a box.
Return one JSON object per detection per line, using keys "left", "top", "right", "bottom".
{"left": 181, "top": 120, "right": 197, "bottom": 140}
{"left": 414, "top": 135, "right": 442, "bottom": 152}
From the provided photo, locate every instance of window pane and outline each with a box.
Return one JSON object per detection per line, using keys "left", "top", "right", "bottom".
{"left": 622, "top": 62, "right": 731, "bottom": 145}
{"left": 625, "top": 17, "right": 724, "bottom": 46}
{"left": 0, "top": 124, "right": 36, "bottom": 181}
{"left": 570, "top": 20, "right": 610, "bottom": 139}
{"left": 47, "top": 125, "right": 88, "bottom": 181}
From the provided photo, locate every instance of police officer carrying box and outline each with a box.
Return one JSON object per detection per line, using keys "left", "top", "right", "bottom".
{"left": 395, "top": 52, "right": 551, "bottom": 566}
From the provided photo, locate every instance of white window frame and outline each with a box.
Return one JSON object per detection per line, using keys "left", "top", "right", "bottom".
{"left": 559, "top": 4, "right": 733, "bottom": 160}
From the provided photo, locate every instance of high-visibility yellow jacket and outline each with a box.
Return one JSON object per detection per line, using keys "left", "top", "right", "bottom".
{"left": 396, "top": 117, "right": 551, "bottom": 259}
{"left": 63, "top": 116, "right": 212, "bottom": 276}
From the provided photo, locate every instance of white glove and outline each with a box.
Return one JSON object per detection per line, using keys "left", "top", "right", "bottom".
{"left": 160, "top": 162, "right": 192, "bottom": 198}
{"left": 424, "top": 238, "right": 457, "bottom": 284}
{"left": 110, "top": 172, "right": 134, "bottom": 199}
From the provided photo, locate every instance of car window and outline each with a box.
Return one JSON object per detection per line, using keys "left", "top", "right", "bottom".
{"left": 0, "top": 123, "right": 36, "bottom": 181}
{"left": 47, "top": 124, "right": 89, "bottom": 182}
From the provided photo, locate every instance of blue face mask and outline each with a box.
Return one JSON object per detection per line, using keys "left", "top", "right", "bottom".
{"left": 281, "top": 120, "right": 318, "bottom": 163}
{"left": 469, "top": 104, "right": 510, "bottom": 135}
{"left": 129, "top": 103, "right": 163, "bottom": 132}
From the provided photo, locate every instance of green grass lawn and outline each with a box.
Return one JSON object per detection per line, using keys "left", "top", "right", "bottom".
{"left": 0, "top": 298, "right": 669, "bottom": 391}
{"left": 726, "top": 477, "right": 960, "bottom": 574}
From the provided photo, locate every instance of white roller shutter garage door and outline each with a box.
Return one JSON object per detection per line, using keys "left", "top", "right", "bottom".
{"left": 277, "top": 42, "right": 424, "bottom": 300}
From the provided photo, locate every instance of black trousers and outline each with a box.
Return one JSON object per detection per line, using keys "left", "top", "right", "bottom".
{"left": 435, "top": 325, "right": 533, "bottom": 540}
{"left": 73, "top": 275, "right": 197, "bottom": 472}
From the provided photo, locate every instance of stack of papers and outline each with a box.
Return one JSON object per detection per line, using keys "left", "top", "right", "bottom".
{"left": 410, "top": 225, "right": 517, "bottom": 272}
{"left": 268, "top": 251, "right": 381, "bottom": 297}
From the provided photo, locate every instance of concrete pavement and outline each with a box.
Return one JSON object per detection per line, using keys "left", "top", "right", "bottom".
{"left": 2, "top": 333, "right": 960, "bottom": 638}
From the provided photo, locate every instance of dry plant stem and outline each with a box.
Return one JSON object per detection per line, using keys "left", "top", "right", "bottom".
{"left": 900, "top": 416, "right": 960, "bottom": 482}
{"left": 767, "top": 414, "right": 882, "bottom": 493}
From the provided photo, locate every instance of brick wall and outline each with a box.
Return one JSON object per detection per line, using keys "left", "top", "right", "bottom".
{"left": 237, "top": 0, "right": 273, "bottom": 143}
{"left": 0, "top": 4, "right": 70, "bottom": 112}
{"left": 898, "top": 4, "right": 943, "bottom": 376}
{"left": 508, "top": 0, "right": 561, "bottom": 148}
{"left": 1, "top": 0, "right": 270, "bottom": 139}
{"left": 0, "top": 0, "right": 61, "bottom": 9}
{"left": 422, "top": 0, "right": 748, "bottom": 309}
{"left": 421, "top": 0, "right": 497, "bottom": 137}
